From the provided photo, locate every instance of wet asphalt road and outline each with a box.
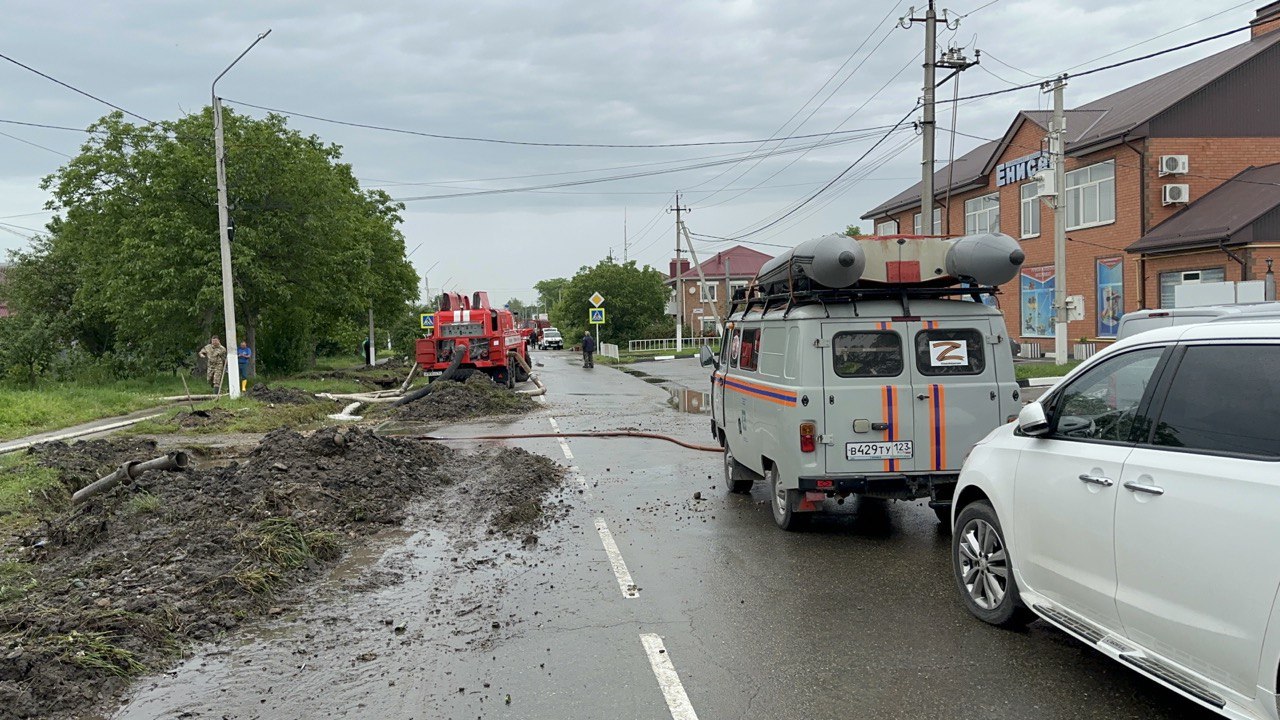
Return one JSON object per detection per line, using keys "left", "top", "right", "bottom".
{"left": 114, "top": 351, "right": 1213, "bottom": 720}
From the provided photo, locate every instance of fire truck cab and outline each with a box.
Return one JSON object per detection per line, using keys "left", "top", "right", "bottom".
{"left": 415, "top": 290, "right": 531, "bottom": 388}
{"left": 703, "top": 232, "right": 1026, "bottom": 530}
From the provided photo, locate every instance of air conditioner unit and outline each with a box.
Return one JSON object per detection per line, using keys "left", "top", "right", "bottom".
{"left": 1159, "top": 155, "right": 1189, "bottom": 176}
{"left": 1162, "top": 183, "right": 1190, "bottom": 205}
{"left": 1033, "top": 169, "right": 1056, "bottom": 197}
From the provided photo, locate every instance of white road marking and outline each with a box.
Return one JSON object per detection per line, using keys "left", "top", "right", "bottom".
{"left": 640, "top": 634, "right": 699, "bottom": 720}
{"left": 568, "top": 465, "right": 592, "bottom": 499}
{"left": 547, "top": 416, "right": 574, "bottom": 460}
{"left": 594, "top": 518, "right": 639, "bottom": 599}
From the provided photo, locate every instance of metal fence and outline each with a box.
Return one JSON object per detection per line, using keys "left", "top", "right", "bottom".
{"left": 627, "top": 337, "right": 721, "bottom": 353}
{"left": 600, "top": 342, "right": 620, "bottom": 359}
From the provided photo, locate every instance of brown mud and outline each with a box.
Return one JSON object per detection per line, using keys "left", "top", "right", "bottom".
{"left": 0, "top": 427, "right": 564, "bottom": 720}
{"left": 247, "top": 383, "right": 325, "bottom": 405}
{"left": 387, "top": 373, "right": 538, "bottom": 423}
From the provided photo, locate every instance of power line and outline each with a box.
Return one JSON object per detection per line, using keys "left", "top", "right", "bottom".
{"left": 0, "top": 52, "right": 157, "bottom": 126}
{"left": 223, "top": 97, "right": 907, "bottom": 149}
{"left": 0, "top": 129, "right": 72, "bottom": 158}
{"left": 389, "top": 126, "right": 914, "bottom": 202}
{"left": 1060, "top": 0, "right": 1255, "bottom": 73}
{"left": 0, "top": 118, "right": 96, "bottom": 133}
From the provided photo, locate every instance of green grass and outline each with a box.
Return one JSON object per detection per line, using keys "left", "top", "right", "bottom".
{"left": 0, "top": 560, "right": 36, "bottom": 604}
{"left": 127, "top": 398, "right": 336, "bottom": 436}
{"left": 0, "top": 374, "right": 190, "bottom": 441}
{"left": 232, "top": 517, "right": 342, "bottom": 599}
{"left": 61, "top": 630, "right": 148, "bottom": 677}
{"left": 1015, "top": 361, "right": 1082, "bottom": 380}
{"left": 124, "top": 492, "right": 161, "bottom": 515}
{"left": 0, "top": 454, "right": 67, "bottom": 531}
{"left": 263, "top": 377, "right": 370, "bottom": 394}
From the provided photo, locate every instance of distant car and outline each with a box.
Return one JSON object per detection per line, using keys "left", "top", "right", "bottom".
{"left": 539, "top": 328, "right": 563, "bottom": 350}
{"left": 1115, "top": 302, "right": 1279, "bottom": 340}
{"left": 949, "top": 317, "right": 1280, "bottom": 719}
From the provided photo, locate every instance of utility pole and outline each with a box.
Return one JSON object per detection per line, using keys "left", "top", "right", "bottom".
{"left": 1046, "top": 76, "right": 1069, "bottom": 365}
{"left": 901, "top": 3, "right": 968, "bottom": 235}
{"left": 670, "top": 194, "right": 691, "bottom": 352}
{"left": 212, "top": 29, "right": 271, "bottom": 399}
{"left": 723, "top": 256, "right": 731, "bottom": 336}
{"left": 623, "top": 207, "right": 629, "bottom": 263}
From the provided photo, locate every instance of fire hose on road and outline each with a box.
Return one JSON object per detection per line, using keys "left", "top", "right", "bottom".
{"left": 406, "top": 430, "right": 721, "bottom": 453}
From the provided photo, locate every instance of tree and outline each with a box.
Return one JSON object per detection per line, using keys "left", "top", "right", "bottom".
{"left": 15, "top": 108, "right": 418, "bottom": 375}
{"left": 550, "top": 258, "right": 668, "bottom": 345}
{"left": 533, "top": 278, "right": 568, "bottom": 313}
{"left": 845, "top": 224, "right": 863, "bottom": 237}
{"left": 504, "top": 297, "right": 533, "bottom": 321}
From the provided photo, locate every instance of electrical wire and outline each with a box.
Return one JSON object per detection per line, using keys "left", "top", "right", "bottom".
{"left": 0, "top": 129, "right": 72, "bottom": 158}
{"left": 223, "top": 97, "right": 906, "bottom": 150}
{"left": 0, "top": 118, "right": 97, "bottom": 133}
{"left": 0, "top": 52, "right": 157, "bottom": 126}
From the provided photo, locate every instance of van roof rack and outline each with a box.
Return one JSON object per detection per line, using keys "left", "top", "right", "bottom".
{"left": 729, "top": 283, "right": 1000, "bottom": 319}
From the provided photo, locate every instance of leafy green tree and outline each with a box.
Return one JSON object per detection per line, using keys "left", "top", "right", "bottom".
{"left": 0, "top": 313, "right": 58, "bottom": 385}
{"left": 551, "top": 258, "right": 668, "bottom": 345}
{"left": 534, "top": 278, "right": 568, "bottom": 312}
{"left": 16, "top": 108, "right": 418, "bottom": 375}
{"left": 845, "top": 224, "right": 863, "bottom": 237}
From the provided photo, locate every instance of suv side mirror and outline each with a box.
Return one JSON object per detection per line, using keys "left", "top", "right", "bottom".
{"left": 699, "top": 345, "right": 719, "bottom": 369}
{"left": 1017, "top": 403, "right": 1050, "bottom": 436}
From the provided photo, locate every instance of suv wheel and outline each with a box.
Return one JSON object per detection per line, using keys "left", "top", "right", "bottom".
{"left": 768, "top": 466, "right": 807, "bottom": 532}
{"left": 952, "top": 501, "right": 1035, "bottom": 628}
{"left": 723, "top": 449, "right": 753, "bottom": 493}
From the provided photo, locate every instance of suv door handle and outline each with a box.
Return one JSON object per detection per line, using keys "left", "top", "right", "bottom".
{"left": 1078, "top": 474, "right": 1114, "bottom": 487}
{"left": 1123, "top": 481, "right": 1164, "bottom": 496}
{"left": 916, "top": 393, "right": 930, "bottom": 400}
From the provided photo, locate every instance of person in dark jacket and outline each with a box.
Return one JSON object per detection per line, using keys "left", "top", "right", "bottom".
{"left": 581, "top": 332, "right": 596, "bottom": 367}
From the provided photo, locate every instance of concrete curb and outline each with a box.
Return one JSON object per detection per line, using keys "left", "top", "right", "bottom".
{"left": 1016, "top": 376, "right": 1064, "bottom": 388}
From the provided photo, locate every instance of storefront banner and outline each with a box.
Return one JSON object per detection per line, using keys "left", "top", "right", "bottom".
{"left": 1097, "top": 257, "right": 1124, "bottom": 337}
{"left": 1020, "top": 266, "right": 1055, "bottom": 338}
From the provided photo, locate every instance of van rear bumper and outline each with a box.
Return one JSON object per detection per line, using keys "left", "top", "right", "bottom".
{"left": 798, "top": 473, "right": 958, "bottom": 502}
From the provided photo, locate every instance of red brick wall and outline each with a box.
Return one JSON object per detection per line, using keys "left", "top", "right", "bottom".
{"left": 1253, "top": 13, "right": 1280, "bottom": 38}
{"left": 1144, "top": 138, "right": 1280, "bottom": 229}
{"left": 1141, "top": 251, "right": 1242, "bottom": 308}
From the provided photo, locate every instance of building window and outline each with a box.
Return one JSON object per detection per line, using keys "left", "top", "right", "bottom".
{"left": 1158, "top": 267, "right": 1226, "bottom": 308}
{"left": 1065, "top": 160, "right": 1115, "bottom": 230}
{"left": 964, "top": 194, "right": 1000, "bottom": 234}
{"left": 700, "top": 282, "right": 717, "bottom": 302}
{"left": 728, "top": 280, "right": 748, "bottom": 303}
{"left": 913, "top": 208, "right": 942, "bottom": 235}
{"left": 699, "top": 317, "right": 719, "bottom": 335}
{"left": 876, "top": 219, "right": 897, "bottom": 235}
{"left": 1020, "top": 182, "right": 1040, "bottom": 238}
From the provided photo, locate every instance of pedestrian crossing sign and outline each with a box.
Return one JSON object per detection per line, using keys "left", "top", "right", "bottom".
{"left": 589, "top": 308, "right": 605, "bottom": 324}
{"left": 420, "top": 313, "right": 435, "bottom": 329}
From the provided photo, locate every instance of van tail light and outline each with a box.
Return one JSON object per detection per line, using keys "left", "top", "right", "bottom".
{"left": 799, "top": 422, "right": 816, "bottom": 453}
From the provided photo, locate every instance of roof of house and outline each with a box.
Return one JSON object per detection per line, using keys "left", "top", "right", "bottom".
{"left": 863, "top": 27, "right": 1280, "bottom": 220}
{"left": 674, "top": 245, "right": 773, "bottom": 281}
{"left": 1070, "top": 29, "right": 1280, "bottom": 153}
{"left": 1127, "top": 163, "right": 1280, "bottom": 253}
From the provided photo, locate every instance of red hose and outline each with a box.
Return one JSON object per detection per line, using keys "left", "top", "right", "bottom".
{"left": 405, "top": 431, "right": 722, "bottom": 453}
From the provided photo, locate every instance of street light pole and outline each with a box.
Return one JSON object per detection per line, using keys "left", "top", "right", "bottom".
{"left": 212, "top": 29, "right": 271, "bottom": 398}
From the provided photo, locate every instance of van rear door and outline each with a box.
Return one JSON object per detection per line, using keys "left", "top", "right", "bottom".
{"left": 906, "top": 321, "right": 1003, "bottom": 473}
{"left": 821, "top": 322, "right": 916, "bottom": 474}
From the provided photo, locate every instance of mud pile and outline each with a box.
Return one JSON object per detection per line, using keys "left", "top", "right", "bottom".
{"left": 247, "top": 383, "right": 322, "bottom": 405}
{"left": 27, "top": 437, "right": 161, "bottom": 493}
{"left": 0, "top": 427, "right": 563, "bottom": 720}
{"left": 391, "top": 373, "right": 537, "bottom": 423}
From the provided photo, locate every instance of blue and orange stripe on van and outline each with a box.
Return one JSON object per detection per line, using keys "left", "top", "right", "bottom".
{"left": 714, "top": 374, "right": 798, "bottom": 407}
{"left": 922, "top": 320, "right": 940, "bottom": 329}
{"left": 927, "top": 383, "right": 948, "bottom": 470}
{"left": 875, "top": 321, "right": 894, "bottom": 330}
{"left": 881, "top": 385, "right": 899, "bottom": 472}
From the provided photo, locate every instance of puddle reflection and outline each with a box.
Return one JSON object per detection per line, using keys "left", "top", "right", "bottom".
{"left": 667, "top": 387, "right": 710, "bottom": 414}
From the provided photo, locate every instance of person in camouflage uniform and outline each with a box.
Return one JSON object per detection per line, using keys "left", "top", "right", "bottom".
{"left": 198, "top": 335, "right": 228, "bottom": 392}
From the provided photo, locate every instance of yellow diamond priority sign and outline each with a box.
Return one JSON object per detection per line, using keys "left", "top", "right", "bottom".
{"left": 590, "top": 291, "right": 605, "bottom": 307}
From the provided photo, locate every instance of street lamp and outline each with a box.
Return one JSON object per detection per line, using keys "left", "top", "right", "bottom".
{"left": 212, "top": 28, "right": 271, "bottom": 398}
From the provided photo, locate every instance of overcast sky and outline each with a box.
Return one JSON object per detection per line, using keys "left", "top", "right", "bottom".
{"left": 0, "top": 0, "right": 1259, "bottom": 305}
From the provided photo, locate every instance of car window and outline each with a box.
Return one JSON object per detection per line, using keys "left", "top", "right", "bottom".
{"left": 729, "top": 328, "right": 741, "bottom": 368}
{"left": 1148, "top": 344, "right": 1280, "bottom": 458}
{"left": 1050, "top": 347, "right": 1164, "bottom": 442}
{"left": 740, "top": 328, "right": 760, "bottom": 371}
{"left": 915, "top": 329, "right": 985, "bottom": 376}
{"left": 832, "top": 331, "right": 903, "bottom": 378}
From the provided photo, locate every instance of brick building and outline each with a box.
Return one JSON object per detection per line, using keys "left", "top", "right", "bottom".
{"left": 862, "top": 2, "right": 1280, "bottom": 353}
{"left": 668, "top": 245, "right": 773, "bottom": 336}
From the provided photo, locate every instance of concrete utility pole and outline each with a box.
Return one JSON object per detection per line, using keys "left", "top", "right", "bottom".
{"left": 670, "top": 194, "right": 691, "bottom": 351}
{"left": 212, "top": 28, "right": 271, "bottom": 399}
{"left": 623, "top": 207, "right": 629, "bottom": 263}
{"left": 1047, "top": 76, "right": 1069, "bottom": 365}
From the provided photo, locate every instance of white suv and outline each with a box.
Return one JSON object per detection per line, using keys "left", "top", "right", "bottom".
{"left": 950, "top": 318, "right": 1280, "bottom": 718}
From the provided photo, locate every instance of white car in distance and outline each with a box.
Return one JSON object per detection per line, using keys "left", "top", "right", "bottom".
{"left": 950, "top": 318, "right": 1280, "bottom": 719}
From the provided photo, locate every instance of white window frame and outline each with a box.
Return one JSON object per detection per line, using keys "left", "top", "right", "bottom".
{"left": 913, "top": 208, "right": 942, "bottom": 235}
{"left": 728, "top": 280, "right": 749, "bottom": 303}
{"left": 1020, "top": 182, "right": 1041, "bottom": 239}
{"left": 698, "top": 316, "right": 719, "bottom": 335}
{"left": 700, "top": 282, "right": 717, "bottom": 303}
{"left": 1065, "top": 160, "right": 1116, "bottom": 231}
{"left": 876, "top": 219, "right": 897, "bottom": 235}
{"left": 964, "top": 193, "right": 1000, "bottom": 234}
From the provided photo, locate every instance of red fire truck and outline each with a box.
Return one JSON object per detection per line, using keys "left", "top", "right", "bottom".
{"left": 416, "top": 290, "right": 531, "bottom": 387}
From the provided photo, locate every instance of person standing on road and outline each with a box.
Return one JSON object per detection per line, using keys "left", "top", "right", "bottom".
{"left": 198, "top": 335, "right": 228, "bottom": 392}
{"left": 237, "top": 341, "right": 252, "bottom": 392}
{"left": 581, "top": 331, "right": 596, "bottom": 368}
